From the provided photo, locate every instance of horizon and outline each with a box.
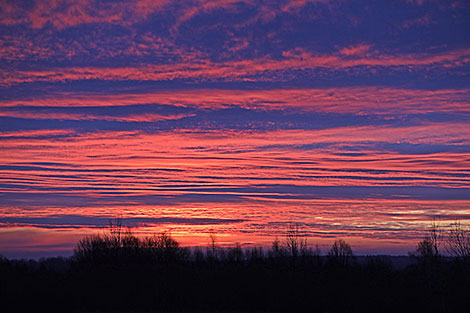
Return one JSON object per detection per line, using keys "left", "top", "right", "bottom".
{"left": 1, "top": 0, "right": 470, "bottom": 259}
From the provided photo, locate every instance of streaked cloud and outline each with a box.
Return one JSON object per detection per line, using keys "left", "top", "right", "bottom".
{"left": 1, "top": 48, "right": 468, "bottom": 86}
{"left": 1, "top": 0, "right": 469, "bottom": 256}
{"left": 2, "top": 87, "right": 469, "bottom": 115}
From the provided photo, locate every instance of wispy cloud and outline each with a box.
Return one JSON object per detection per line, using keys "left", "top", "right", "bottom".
{"left": 0, "top": 0, "right": 171, "bottom": 29}
{"left": 0, "top": 111, "right": 194, "bottom": 122}
{"left": 2, "top": 87, "right": 468, "bottom": 115}
{"left": 1, "top": 48, "right": 468, "bottom": 86}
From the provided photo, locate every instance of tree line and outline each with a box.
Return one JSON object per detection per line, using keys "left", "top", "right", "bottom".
{"left": 0, "top": 219, "right": 469, "bottom": 313}
{"left": 411, "top": 220, "right": 470, "bottom": 262}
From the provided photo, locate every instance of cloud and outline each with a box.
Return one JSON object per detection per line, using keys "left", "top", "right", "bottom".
{"left": 1, "top": 48, "right": 468, "bottom": 86}
{"left": 401, "top": 14, "right": 433, "bottom": 29}
{"left": 1, "top": 124, "right": 469, "bottom": 203}
{"left": 2, "top": 87, "right": 468, "bottom": 116}
{"left": 339, "top": 44, "right": 372, "bottom": 56}
{"left": 0, "top": 0, "right": 171, "bottom": 29}
{"left": 0, "top": 214, "right": 246, "bottom": 229}
{"left": 282, "top": 0, "right": 330, "bottom": 12}
{"left": 0, "top": 129, "right": 75, "bottom": 138}
{"left": 1, "top": 0, "right": 469, "bottom": 254}
{"left": 0, "top": 111, "right": 194, "bottom": 122}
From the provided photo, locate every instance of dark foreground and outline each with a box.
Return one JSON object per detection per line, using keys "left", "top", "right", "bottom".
{"left": 1, "top": 252, "right": 469, "bottom": 313}
{"left": 2, "top": 229, "right": 470, "bottom": 313}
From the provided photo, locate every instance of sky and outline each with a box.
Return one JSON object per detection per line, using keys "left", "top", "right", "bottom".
{"left": 0, "top": 0, "right": 469, "bottom": 258}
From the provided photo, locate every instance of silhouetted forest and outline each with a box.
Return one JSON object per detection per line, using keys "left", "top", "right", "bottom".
{"left": 1, "top": 220, "right": 469, "bottom": 313}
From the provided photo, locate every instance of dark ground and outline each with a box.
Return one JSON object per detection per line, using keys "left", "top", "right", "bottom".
{"left": 1, "top": 248, "right": 469, "bottom": 313}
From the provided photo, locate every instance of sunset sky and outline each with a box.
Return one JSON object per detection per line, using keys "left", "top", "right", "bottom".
{"left": 1, "top": 0, "right": 469, "bottom": 258}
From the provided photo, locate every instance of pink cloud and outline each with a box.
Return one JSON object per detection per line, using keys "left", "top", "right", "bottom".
{"left": 1, "top": 48, "right": 468, "bottom": 86}
{"left": 2, "top": 123, "right": 469, "bottom": 164}
{"left": 0, "top": 111, "right": 194, "bottom": 122}
{"left": 401, "top": 14, "right": 433, "bottom": 29}
{"left": 1, "top": 122, "right": 469, "bottom": 251}
{"left": 339, "top": 44, "right": 372, "bottom": 56}
{"left": 0, "top": 0, "right": 171, "bottom": 30}
{"left": 1, "top": 87, "right": 468, "bottom": 116}
{"left": 0, "top": 0, "right": 260, "bottom": 31}
{"left": 111, "top": 113, "right": 195, "bottom": 122}
{"left": 282, "top": 0, "right": 330, "bottom": 12}
{"left": 0, "top": 129, "right": 75, "bottom": 138}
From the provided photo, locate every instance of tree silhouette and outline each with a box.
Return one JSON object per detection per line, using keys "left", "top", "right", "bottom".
{"left": 108, "top": 216, "right": 123, "bottom": 246}
{"left": 285, "top": 222, "right": 308, "bottom": 259}
{"left": 270, "top": 236, "right": 283, "bottom": 257}
{"left": 327, "top": 239, "right": 354, "bottom": 266}
{"left": 411, "top": 220, "right": 442, "bottom": 261}
{"left": 3, "top": 228, "right": 470, "bottom": 313}
{"left": 446, "top": 221, "right": 470, "bottom": 262}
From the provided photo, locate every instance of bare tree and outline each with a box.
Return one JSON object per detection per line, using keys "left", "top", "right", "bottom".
{"left": 411, "top": 220, "right": 442, "bottom": 260}
{"left": 269, "top": 236, "right": 287, "bottom": 261}
{"left": 271, "top": 236, "right": 282, "bottom": 255}
{"left": 285, "top": 222, "right": 307, "bottom": 259}
{"left": 108, "top": 216, "right": 123, "bottom": 247}
{"left": 207, "top": 232, "right": 221, "bottom": 260}
{"left": 429, "top": 220, "right": 442, "bottom": 257}
{"left": 446, "top": 221, "right": 470, "bottom": 261}
{"left": 227, "top": 243, "right": 244, "bottom": 262}
{"left": 328, "top": 239, "right": 354, "bottom": 266}
{"left": 144, "top": 231, "right": 184, "bottom": 262}
{"left": 414, "top": 238, "right": 438, "bottom": 258}
{"left": 209, "top": 233, "right": 217, "bottom": 251}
